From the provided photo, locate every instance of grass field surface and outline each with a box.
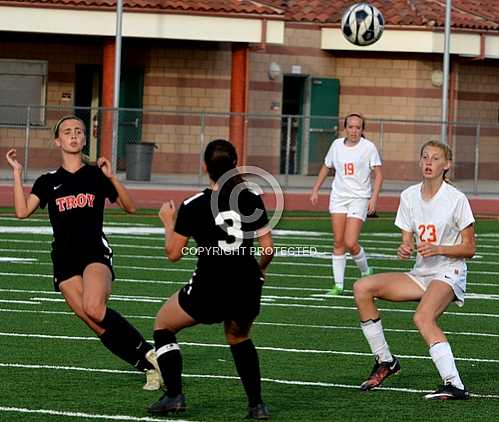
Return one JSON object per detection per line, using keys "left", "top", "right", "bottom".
{"left": 0, "top": 208, "right": 498, "bottom": 421}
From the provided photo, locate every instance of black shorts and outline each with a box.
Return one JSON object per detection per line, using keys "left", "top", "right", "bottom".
{"left": 51, "top": 249, "right": 115, "bottom": 292}
{"left": 178, "top": 270, "right": 265, "bottom": 324}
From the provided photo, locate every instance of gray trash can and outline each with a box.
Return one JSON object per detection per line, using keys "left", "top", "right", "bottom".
{"left": 126, "top": 142, "right": 156, "bottom": 181}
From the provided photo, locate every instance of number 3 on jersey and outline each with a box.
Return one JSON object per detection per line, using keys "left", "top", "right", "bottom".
{"left": 215, "top": 210, "right": 243, "bottom": 251}
{"left": 344, "top": 162, "right": 354, "bottom": 176}
{"left": 418, "top": 224, "right": 437, "bottom": 242}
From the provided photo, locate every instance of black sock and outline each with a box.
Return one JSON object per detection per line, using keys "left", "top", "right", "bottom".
{"left": 230, "top": 339, "right": 263, "bottom": 407}
{"left": 154, "top": 329, "right": 182, "bottom": 397}
{"left": 99, "top": 307, "right": 154, "bottom": 371}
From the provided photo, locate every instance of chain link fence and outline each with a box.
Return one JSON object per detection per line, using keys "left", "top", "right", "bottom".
{"left": 1, "top": 105, "right": 499, "bottom": 195}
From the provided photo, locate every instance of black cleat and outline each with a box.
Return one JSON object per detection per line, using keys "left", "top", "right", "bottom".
{"left": 360, "top": 356, "right": 401, "bottom": 391}
{"left": 246, "top": 402, "right": 271, "bottom": 420}
{"left": 424, "top": 383, "right": 470, "bottom": 400}
{"left": 147, "top": 393, "right": 186, "bottom": 415}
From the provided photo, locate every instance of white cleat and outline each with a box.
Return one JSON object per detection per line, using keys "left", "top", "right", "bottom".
{"left": 143, "top": 368, "right": 162, "bottom": 391}
{"left": 143, "top": 349, "right": 164, "bottom": 391}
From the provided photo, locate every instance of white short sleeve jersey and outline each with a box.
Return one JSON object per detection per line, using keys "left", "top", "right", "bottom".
{"left": 324, "top": 137, "right": 382, "bottom": 199}
{"left": 395, "top": 182, "right": 475, "bottom": 277}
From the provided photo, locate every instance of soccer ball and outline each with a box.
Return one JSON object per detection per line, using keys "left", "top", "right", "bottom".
{"left": 341, "top": 3, "right": 384, "bottom": 46}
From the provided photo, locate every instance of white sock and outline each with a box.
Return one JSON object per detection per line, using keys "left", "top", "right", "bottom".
{"left": 352, "top": 247, "right": 369, "bottom": 274}
{"left": 361, "top": 319, "right": 393, "bottom": 363}
{"left": 332, "top": 254, "right": 346, "bottom": 289}
{"left": 429, "top": 342, "right": 464, "bottom": 389}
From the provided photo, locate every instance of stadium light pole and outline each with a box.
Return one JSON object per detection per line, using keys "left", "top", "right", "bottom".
{"left": 440, "top": 0, "right": 452, "bottom": 144}
{"left": 111, "top": 0, "right": 123, "bottom": 174}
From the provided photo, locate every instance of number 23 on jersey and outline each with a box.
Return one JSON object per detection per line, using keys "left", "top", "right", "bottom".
{"left": 418, "top": 224, "right": 437, "bottom": 242}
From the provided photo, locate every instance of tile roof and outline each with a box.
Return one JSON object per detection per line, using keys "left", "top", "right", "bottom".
{"left": 270, "top": 0, "right": 499, "bottom": 29}
{"left": 0, "top": 0, "right": 497, "bottom": 29}
{"left": 0, "top": 0, "right": 285, "bottom": 16}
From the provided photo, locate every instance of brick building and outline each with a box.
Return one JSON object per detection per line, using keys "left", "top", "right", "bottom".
{"left": 0, "top": 0, "right": 498, "bottom": 180}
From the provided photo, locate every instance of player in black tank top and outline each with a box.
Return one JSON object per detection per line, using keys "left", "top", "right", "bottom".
{"left": 5, "top": 115, "right": 162, "bottom": 391}
{"left": 148, "top": 139, "right": 274, "bottom": 419}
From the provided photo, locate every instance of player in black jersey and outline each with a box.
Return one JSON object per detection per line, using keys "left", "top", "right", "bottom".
{"left": 5, "top": 115, "right": 162, "bottom": 391}
{"left": 148, "top": 139, "right": 274, "bottom": 419}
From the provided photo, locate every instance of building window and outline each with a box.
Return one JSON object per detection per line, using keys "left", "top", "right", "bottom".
{"left": 0, "top": 59, "right": 47, "bottom": 126}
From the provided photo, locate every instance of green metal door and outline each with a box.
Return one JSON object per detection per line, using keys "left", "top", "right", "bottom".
{"left": 308, "top": 78, "right": 340, "bottom": 174}
{"left": 118, "top": 68, "right": 144, "bottom": 168}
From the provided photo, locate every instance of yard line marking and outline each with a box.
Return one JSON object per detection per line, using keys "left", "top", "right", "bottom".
{"left": 1, "top": 333, "right": 498, "bottom": 363}
{"left": 1, "top": 307, "right": 498, "bottom": 339}
{"left": 263, "top": 302, "right": 499, "bottom": 319}
{"left": 0, "top": 299, "right": 40, "bottom": 305}
{"left": 0, "top": 406, "right": 190, "bottom": 421}
{"left": 4, "top": 284, "right": 499, "bottom": 316}
{"left": 0, "top": 257, "right": 37, "bottom": 262}
{"left": 0, "top": 363, "right": 497, "bottom": 399}
{"left": 255, "top": 321, "right": 499, "bottom": 338}
{"left": 1, "top": 270, "right": 498, "bottom": 289}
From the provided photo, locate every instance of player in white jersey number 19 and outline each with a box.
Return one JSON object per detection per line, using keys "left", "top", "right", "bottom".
{"left": 310, "top": 113, "right": 383, "bottom": 295}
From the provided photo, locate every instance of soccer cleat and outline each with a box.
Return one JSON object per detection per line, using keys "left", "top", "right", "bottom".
{"left": 361, "top": 267, "right": 375, "bottom": 277}
{"left": 148, "top": 393, "right": 186, "bottom": 415}
{"left": 246, "top": 402, "right": 271, "bottom": 420}
{"left": 424, "top": 383, "right": 470, "bottom": 400}
{"left": 328, "top": 286, "right": 344, "bottom": 296}
{"left": 360, "top": 356, "right": 401, "bottom": 391}
{"left": 144, "top": 349, "right": 164, "bottom": 389}
{"left": 143, "top": 369, "right": 161, "bottom": 391}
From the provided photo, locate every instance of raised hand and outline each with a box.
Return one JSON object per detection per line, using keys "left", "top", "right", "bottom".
{"left": 6, "top": 149, "right": 23, "bottom": 175}
{"left": 159, "top": 200, "right": 176, "bottom": 227}
{"left": 97, "top": 157, "right": 113, "bottom": 178}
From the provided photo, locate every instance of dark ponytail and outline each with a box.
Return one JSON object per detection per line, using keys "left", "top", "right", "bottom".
{"left": 204, "top": 139, "right": 243, "bottom": 195}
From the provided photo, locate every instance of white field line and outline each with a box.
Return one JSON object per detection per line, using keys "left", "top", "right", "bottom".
{"left": 0, "top": 406, "right": 190, "bottom": 422}
{"left": 1, "top": 244, "right": 498, "bottom": 264}
{"left": 0, "top": 363, "right": 498, "bottom": 399}
{"left": 1, "top": 332, "right": 499, "bottom": 364}
{"left": 0, "top": 362, "right": 489, "bottom": 400}
{"left": 8, "top": 259, "right": 499, "bottom": 279}
{"left": 1, "top": 269, "right": 498, "bottom": 288}
{"left": 1, "top": 306, "right": 498, "bottom": 340}
{"left": 3, "top": 226, "right": 499, "bottom": 247}
{"left": 3, "top": 278, "right": 499, "bottom": 315}
{"left": 0, "top": 216, "right": 151, "bottom": 227}
{"left": 0, "top": 299, "right": 40, "bottom": 305}
{"left": 3, "top": 281, "right": 499, "bottom": 314}
{"left": 3, "top": 245, "right": 499, "bottom": 277}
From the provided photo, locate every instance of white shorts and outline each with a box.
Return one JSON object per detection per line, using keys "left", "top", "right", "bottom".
{"left": 406, "top": 268, "right": 467, "bottom": 307}
{"left": 329, "top": 196, "right": 369, "bottom": 221}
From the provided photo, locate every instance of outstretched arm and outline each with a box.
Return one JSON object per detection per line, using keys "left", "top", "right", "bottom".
{"left": 97, "top": 157, "right": 136, "bottom": 214}
{"left": 5, "top": 149, "right": 39, "bottom": 219}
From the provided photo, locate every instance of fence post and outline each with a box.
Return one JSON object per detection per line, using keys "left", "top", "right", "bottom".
{"left": 284, "top": 115, "right": 292, "bottom": 188}
{"left": 473, "top": 124, "right": 480, "bottom": 195}
{"left": 198, "top": 113, "right": 205, "bottom": 187}
{"left": 23, "top": 106, "right": 31, "bottom": 182}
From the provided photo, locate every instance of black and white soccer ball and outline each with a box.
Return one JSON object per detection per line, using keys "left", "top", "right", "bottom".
{"left": 341, "top": 3, "right": 384, "bottom": 46}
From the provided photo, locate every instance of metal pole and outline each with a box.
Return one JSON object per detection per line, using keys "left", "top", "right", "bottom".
{"left": 440, "top": 0, "right": 452, "bottom": 144}
{"left": 473, "top": 124, "right": 480, "bottom": 195}
{"left": 285, "top": 116, "right": 292, "bottom": 188}
{"left": 23, "top": 106, "right": 31, "bottom": 182}
{"left": 111, "top": 0, "right": 123, "bottom": 174}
